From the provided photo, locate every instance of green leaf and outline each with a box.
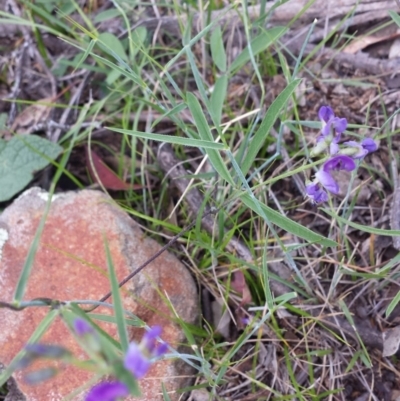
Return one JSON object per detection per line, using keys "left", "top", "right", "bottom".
{"left": 240, "top": 79, "right": 301, "bottom": 176}
{"left": 240, "top": 193, "right": 337, "bottom": 247}
{"left": 107, "top": 127, "right": 227, "bottom": 150}
{"left": 210, "top": 26, "right": 226, "bottom": 72}
{"left": 161, "top": 383, "right": 172, "bottom": 401}
{"left": 386, "top": 290, "right": 400, "bottom": 318}
{"left": 323, "top": 208, "right": 400, "bottom": 236}
{"left": 94, "top": 9, "right": 122, "bottom": 23}
{"left": 98, "top": 32, "right": 128, "bottom": 62}
{"left": 229, "top": 27, "right": 287, "bottom": 73}
{"left": 0, "top": 135, "right": 62, "bottom": 202}
{"left": 186, "top": 93, "right": 234, "bottom": 185}
{"left": 104, "top": 237, "right": 129, "bottom": 352}
{"left": 389, "top": 10, "right": 400, "bottom": 28}
{"left": 210, "top": 75, "right": 228, "bottom": 127}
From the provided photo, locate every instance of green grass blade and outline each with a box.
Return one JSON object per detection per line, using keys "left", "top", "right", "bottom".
{"left": 13, "top": 196, "right": 53, "bottom": 303}
{"left": 186, "top": 93, "right": 234, "bottom": 185}
{"left": 161, "top": 383, "right": 172, "bottom": 401}
{"left": 240, "top": 193, "right": 337, "bottom": 246}
{"left": 107, "top": 127, "right": 227, "bottom": 150}
{"left": 388, "top": 10, "right": 400, "bottom": 28}
{"left": 210, "top": 26, "right": 226, "bottom": 72}
{"left": 104, "top": 237, "right": 129, "bottom": 352}
{"left": 386, "top": 290, "right": 400, "bottom": 318}
{"left": 229, "top": 26, "right": 287, "bottom": 74}
{"left": 241, "top": 79, "right": 301, "bottom": 176}
{"left": 324, "top": 208, "right": 400, "bottom": 236}
{"left": 210, "top": 75, "right": 228, "bottom": 127}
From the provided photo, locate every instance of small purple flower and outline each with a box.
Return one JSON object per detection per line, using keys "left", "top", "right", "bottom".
{"left": 306, "top": 155, "right": 356, "bottom": 203}
{"left": 306, "top": 182, "right": 329, "bottom": 203}
{"left": 25, "top": 344, "right": 70, "bottom": 359}
{"left": 124, "top": 343, "right": 151, "bottom": 380}
{"left": 341, "top": 138, "right": 378, "bottom": 159}
{"left": 361, "top": 138, "right": 378, "bottom": 153}
{"left": 323, "top": 154, "right": 356, "bottom": 173}
{"left": 73, "top": 318, "right": 94, "bottom": 336}
{"left": 123, "top": 326, "right": 168, "bottom": 380}
{"left": 317, "top": 106, "right": 347, "bottom": 141}
{"left": 86, "top": 382, "right": 129, "bottom": 401}
{"left": 312, "top": 106, "right": 348, "bottom": 156}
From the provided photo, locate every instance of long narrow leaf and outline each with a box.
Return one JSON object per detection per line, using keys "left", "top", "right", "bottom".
{"left": 210, "top": 75, "right": 228, "bottom": 127}
{"left": 104, "top": 237, "right": 129, "bottom": 352}
{"left": 240, "top": 193, "right": 337, "bottom": 247}
{"left": 186, "top": 93, "right": 234, "bottom": 185}
{"left": 324, "top": 209, "right": 400, "bottom": 236}
{"left": 229, "top": 27, "right": 286, "bottom": 73}
{"left": 13, "top": 194, "right": 54, "bottom": 302}
{"left": 241, "top": 79, "right": 301, "bottom": 176}
{"left": 107, "top": 127, "right": 227, "bottom": 150}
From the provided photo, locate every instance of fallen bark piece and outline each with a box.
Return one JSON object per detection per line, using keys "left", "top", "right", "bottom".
{"left": 0, "top": 187, "right": 199, "bottom": 401}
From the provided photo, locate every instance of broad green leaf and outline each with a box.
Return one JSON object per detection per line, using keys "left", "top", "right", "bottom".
{"left": 98, "top": 32, "right": 128, "bottom": 62}
{"left": 210, "top": 75, "right": 228, "bottom": 127}
{"left": 104, "top": 237, "right": 129, "bottom": 352}
{"left": 240, "top": 193, "right": 337, "bottom": 247}
{"left": 241, "top": 79, "right": 301, "bottom": 176}
{"left": 210, "top": 26, "right": 226, "bottom": 72}
{"left": 94, "top": 9, "right": 122, "bottom": 23}
{"left": 107, "top": 127, "right": 227, "bottom": 150}
{"left": 186, "top": 93, "right": 234, "bottom": 185}
{"left": 229, "top": 26, "right": 287, "bottom": 73}
{"left": 131, "top": 27, "right": 147, "bottom": 58}
{"left": 0, "top": 135, "right": 62, "bottom": 202}
{"left": 389, "top": 10, "right": 400, "bottom": 28}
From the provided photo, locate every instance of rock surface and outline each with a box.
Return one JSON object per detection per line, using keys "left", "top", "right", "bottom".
{"left": 0, "top": 188, "right": 199, "bottom": 401}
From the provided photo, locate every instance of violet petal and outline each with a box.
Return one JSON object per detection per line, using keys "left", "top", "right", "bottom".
{"left": 142, "top": 326, "right": 162, "bottom": 352}
{"left": 124, "top": 343, "right": 151, "bottom": 379}
{"left": 332, "top": 117, "right": 347, "bottom": 134}
{"left": 323, "top": 155, "right": 356, "bottom": 173}
{"left": 315, "top": 170, "right": 339, "bottom": 194}
{"left": 306, "top": 183, "right": 328, "bottom": 203}
{"left": 25, "top": 344, "right": 70, "bottom": 359}
{"left": 318, "top": 106, "right": 334, "bottom": 123}
{"left": 86, "top": 382, "right": 129, "bottom": 401}
{"left": 154, "top": 342, "right": 168, "bottom": 357}
{"left": 73, "top": 318, "right": 94, "bottom": 336}
{"left": 329, "top": 142, "right": 339, "bottom": 155}
{"left": 361, "top": 138, "right": 378, "bottom": 153}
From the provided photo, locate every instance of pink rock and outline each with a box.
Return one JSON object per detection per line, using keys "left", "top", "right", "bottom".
{"left": 0, "top": 188, "right": 198, "bottom": 401}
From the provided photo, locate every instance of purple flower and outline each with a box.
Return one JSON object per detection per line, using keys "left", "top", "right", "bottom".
{"left": 341, "top": 138, "right": 378, "bottom": 159}
{"left": 306, "top": 155, "right": 356, "bottom": 203}
{"left": 323, "top": 154, "right": 356, "bottom": 172}
{"left": 306, "top": 182, "right": 329, "bottom": 204}
{"left": 25, "top": 344, "right": 70, "bottom": 359}
{"left": 124, "top": 343, "right": 151, "bottom": 379}
{"left": 73, "top": 318, "right": 94, "bottom": 336}
{"left": 86, "top": 382, "right": 129, "bottom": 401}
{"left": 123, "top": 326, "right": 168, "bottom": 380}
{"left": 312, "top": 106, "right": 347, "bottom": 156}
{"left": 361, "top": 138, "right": 378, "bottom": 153}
